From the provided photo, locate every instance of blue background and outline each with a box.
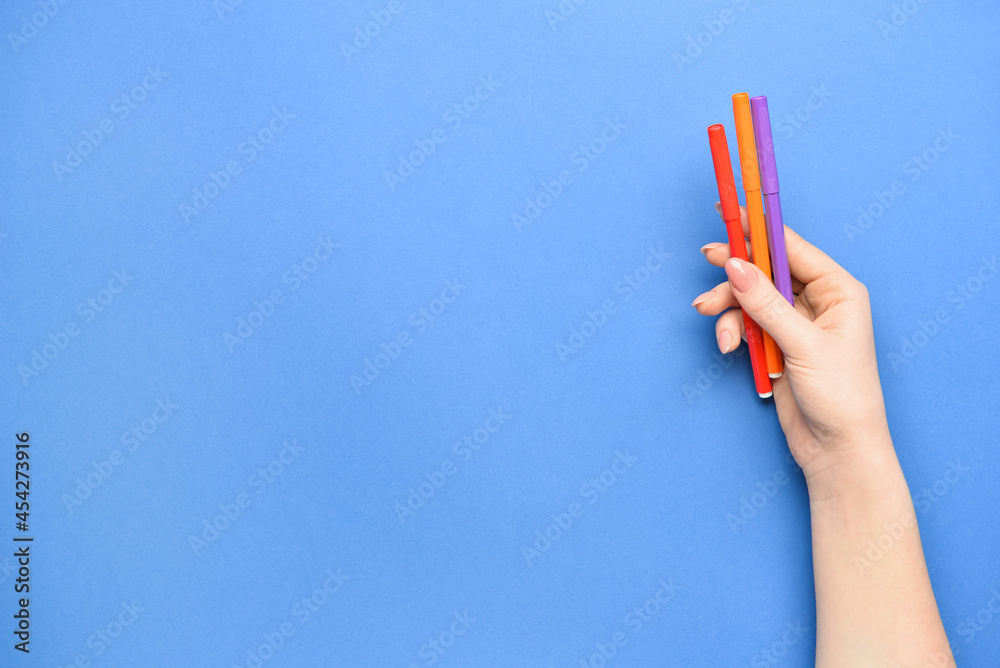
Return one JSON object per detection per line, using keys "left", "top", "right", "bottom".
{"left": 2, "top": 0, "right": 998, "bottom": 665}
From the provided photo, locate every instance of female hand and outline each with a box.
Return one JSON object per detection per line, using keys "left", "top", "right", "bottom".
{"left": 692, "top": 203, "right": 893, "bottom": 487}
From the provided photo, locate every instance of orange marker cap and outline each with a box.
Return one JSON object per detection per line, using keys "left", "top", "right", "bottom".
{"left": 732, "top": 93, "right": 761, "bottom": 191}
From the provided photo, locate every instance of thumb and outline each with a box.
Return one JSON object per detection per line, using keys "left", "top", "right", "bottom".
{"left": 724, "top": 257, "right": 816, "bottom": 358}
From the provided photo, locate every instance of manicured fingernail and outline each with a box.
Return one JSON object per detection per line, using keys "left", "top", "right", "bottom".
{"left": 691, "top": 289, "right": 714, "bottom": 307}
{"left": 699, "top": 243, "right": 722, "bottom": 255}
{"left": 718, "top": 330, "right": 733, "bottom": 354}
{"left": 727, "top": 258, "right": 758, "bottom": 293}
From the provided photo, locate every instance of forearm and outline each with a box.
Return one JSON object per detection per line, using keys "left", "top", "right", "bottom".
{"left": 807, "top": 435, "right": 954, "bottom": 668}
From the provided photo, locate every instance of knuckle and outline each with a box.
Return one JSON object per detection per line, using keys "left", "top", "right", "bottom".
{"left": 848, "top": 278, "right": 870, "bottom": 302}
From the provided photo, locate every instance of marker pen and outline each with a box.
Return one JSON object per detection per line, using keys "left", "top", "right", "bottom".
{"left": 749, "top": 96, "right": 794, "bottom": 306}
{"left": 733, "top": 93, "right": 783, "bottom": 378}
{"left": 707, "top": 124, "right": 772, "bottom": 399}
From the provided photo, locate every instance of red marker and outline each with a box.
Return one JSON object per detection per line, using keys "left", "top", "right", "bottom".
{"left": 707, "top": 124, "right": 772, "bottom": 399}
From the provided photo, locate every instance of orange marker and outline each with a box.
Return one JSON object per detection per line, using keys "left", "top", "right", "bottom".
{"left": 732, "top": 93, "right": 783, "bottom": 378}
{"left": 707, "top": 124, "right": 772, "bottom": 399}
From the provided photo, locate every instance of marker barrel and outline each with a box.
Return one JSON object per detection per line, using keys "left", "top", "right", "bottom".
{"left": 745, "top": 193, "right": 785, "bottom": 377}
{"left": 750, "top": 96, "right": 795, "bottom": 307}
{"left": 707, "top": 124, "right": 772, "bottom": 398}
{"left": 723, "top": 215, "right": 773, "bottom": 398}
{"left": 732, "top": 92, "right": 784, "bottom": 377}
{"left": 763, "top": 192, "right": 794, "bottom": 304}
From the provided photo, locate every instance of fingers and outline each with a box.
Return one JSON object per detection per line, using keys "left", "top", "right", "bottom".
{"left": 700, "top": 240, "right": 752, "bottom": 264}
{"left": 724, "top": 257, "right": 819, "bottom": 359}
{"left": 714, "top": 308, "right": 745, "bottom": 354}
{"left": 701, "top": 242, "right": 806, "bottom": 294}
{"left": 692, "top": 280, "right": 738, "bottom": 316}
{"left": 694, "top": 276, "right": 818, "bottom": 323}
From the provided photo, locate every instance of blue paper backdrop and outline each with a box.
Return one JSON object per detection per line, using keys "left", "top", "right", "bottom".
{"left": 1, "top": 0, "right": 998, "bottom": 665}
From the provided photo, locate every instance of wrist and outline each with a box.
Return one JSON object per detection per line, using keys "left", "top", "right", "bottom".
{"left": 800, "top": 428, "right": 903, "bottom": 505}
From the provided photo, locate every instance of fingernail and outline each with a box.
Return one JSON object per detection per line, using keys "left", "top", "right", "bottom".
{"left": 718, "top": 330, "right": 732, "bottom": 354}
{"left": 699, "top": 243, "right": 722, "bottom": 255}
{"left": 727, "top": 258, "right": 758, "bottom": 293}
{"left": 713, "top": 201, "right": 722, "bottom": 213}
{"left": 691, "top": 289, "right": 714, "bottom": 307}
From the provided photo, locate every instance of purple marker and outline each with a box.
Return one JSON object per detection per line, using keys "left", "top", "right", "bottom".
{"left": 749, "top": 96, "right": 794, "bottom": 305}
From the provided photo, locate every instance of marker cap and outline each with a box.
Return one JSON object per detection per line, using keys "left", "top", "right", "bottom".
{"left": 731, "top": 93, "right": 760, "bottom": 191}
{"left": 707, "top": 124, "right": 740, "bottom": 222}
{"left": 750, "top": 95, "right": 780, "bottom": 194}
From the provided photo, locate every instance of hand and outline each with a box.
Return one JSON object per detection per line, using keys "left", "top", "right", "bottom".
{"left": 694, "top": 204, "right": 954, "bottom": 666}
{"left": 692, "top": 203, "right": 893, "bottom": 484}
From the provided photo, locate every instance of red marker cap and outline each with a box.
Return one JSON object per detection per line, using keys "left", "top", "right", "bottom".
{"left": 707, "top": 124, "right": 740, "bottom": 223}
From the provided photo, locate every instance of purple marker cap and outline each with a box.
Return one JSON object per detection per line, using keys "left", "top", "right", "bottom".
{"left": 750, "top": 96, "right": 779, "bottom": 195}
